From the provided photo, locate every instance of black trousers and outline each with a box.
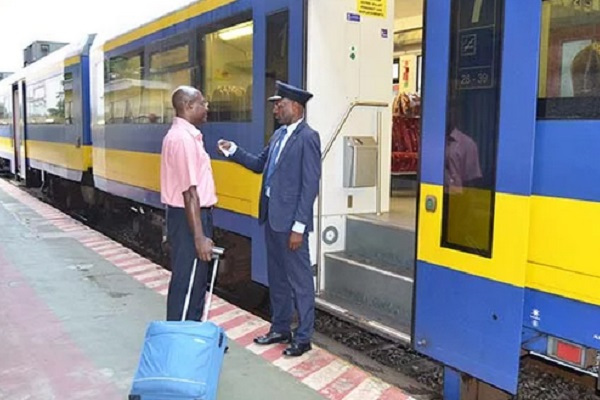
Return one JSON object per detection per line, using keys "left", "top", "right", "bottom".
{"left": 166, "top": 206, "right": 213, "bottom": 321}
{"left": 265, "top": 220, "right": 315, "bottom": 344}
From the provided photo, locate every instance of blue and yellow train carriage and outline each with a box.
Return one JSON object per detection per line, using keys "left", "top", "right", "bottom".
{"left": 90, "top": 0, "right": 306, "bottom": 284}
{"left": 414, "top": 0, "right": 600, "bottom": 395}
{"left": 0, "top": 79, "right": 15, "bottom": 168}
{"left": 22, "top": 35, "right": 96, "bottom": 183}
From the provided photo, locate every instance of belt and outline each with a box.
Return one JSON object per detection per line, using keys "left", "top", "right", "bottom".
{"left": 166, "top": 205, "right": 213, "bottom": 210}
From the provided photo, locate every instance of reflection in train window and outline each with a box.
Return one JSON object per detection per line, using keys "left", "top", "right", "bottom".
{"left": 265, "top": 10, "right": 289, "bottom": 141}
{"left": 27, "top": 76, "right": 65, "bottom": 125}
{"left": 105, "top": 52, "right": 143, "bottom": 124}
{"left": 204, "top": 20, "right": 253, "bottom": 122}
{"left": 441, "top": 0, "right": 505, "bottom": 257}
{"left": 537, "top": 0, "right": 600, "bottom": 119}
{"left": 64, "top": 72, "right": 73, "bottom": 125}
{"left": 145, "top": 44, "right": 192, "bottom": 124}
{"left": 0, "top": 94, "right": 11, "bottom": 125}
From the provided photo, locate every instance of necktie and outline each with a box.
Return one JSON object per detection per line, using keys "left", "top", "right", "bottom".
{"left": 265, "top": 132, "right": 284, "bottom": 189}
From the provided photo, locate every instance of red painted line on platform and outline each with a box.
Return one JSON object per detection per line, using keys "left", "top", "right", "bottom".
{"left": 208, "top": 303, "right": 237, "bottom": 318}
{"left": 379, "top": 386, "right": 412, "bottom": 400}
{"left": 261, "top": 344, "right": 289, "bottom": 362}
{"left": 97, "top": 247, "right": 129, "bottom": 257}
{"left": 79, "top": 237, "right": 106, "bottom": 245}
{"left": 138, "top": 272, "right": 170, "bottom": 284}
{"left": 235, "top": 324, "right": 271, "bottom": 347}
{"left": 319, "top": 368, "right": 369, "bottom": 400}
{"left": 89, "top": 242, "right": 121, "bottom": 251}
{"left": 114, "top": 258, "right": 149, "bottom": 269}
{"left": 105, "top": 252, "right": 137, "bottom": 263}
{"left": 288, "top": 351, "right": 338, "bottom": 380}
{"left": 129, "top": 266, "right": 161, "bottom": 277}
{"left": 219, "top": 314, "right": 252, "bottom": 331}
{"left": 0, "top": 250, "right": 122, "bottom": 399}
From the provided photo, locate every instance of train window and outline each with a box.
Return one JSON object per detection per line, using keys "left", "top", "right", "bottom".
{"left": 92, "top": 59, "right": 106, "bottom": 126}
{"left": 203, "top": 20, "right": 253, "bottom": 122}
{"left": 27, "top": 76, "right": 65, "bottom": 125}
{"left": 150, "top": 45, "right": 189, "bottom": 72}
{"left": 265, "top": 10, "right": 289, "bottom": 142}
{"left": 441, "top": 0, "right": 505, "bottom": 257}
{"left": 64, "top": 72, "right": 73, "bottom": 125}
{"left": 105, "top": 53, "right": 143, "bottom": 124}
{"left": 0, "top": 94, "right": 11, "bottom": 125}
{"left": 144, "top": 44, "right": 193, "bottom": 124}
{"left": 537, "top": 0, "right": 600, "bottom": 119}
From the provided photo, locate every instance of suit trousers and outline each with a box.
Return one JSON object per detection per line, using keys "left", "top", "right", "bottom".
{"left": 265, "top": 216, "right": 315, "bottom": 344}
{"left": 166, "top": 206, "right": 213, "bottom": 321}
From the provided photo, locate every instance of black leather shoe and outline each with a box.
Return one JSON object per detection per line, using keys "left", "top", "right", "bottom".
{"left": 253, "top": 331, "right": 292, "bottom": 345}
{"left": 283, "top": 342, "right": 312, "bottom": 357}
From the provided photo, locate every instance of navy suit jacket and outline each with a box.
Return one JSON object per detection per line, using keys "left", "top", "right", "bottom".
{"left": 231, "top": 121, "right": 322, "bottom": 233}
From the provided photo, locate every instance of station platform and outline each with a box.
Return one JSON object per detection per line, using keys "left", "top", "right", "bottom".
{"left": 0, "top": 179, "right": 416, "bottom": 400}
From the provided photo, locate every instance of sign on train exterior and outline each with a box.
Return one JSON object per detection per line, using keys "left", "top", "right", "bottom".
{"left": 357, "top": 0, "right": 386, "bottom": 18}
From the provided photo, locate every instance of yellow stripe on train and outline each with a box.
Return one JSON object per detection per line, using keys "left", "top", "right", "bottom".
{"left": 103, "top": 0, "right": 237, "bottom": 52}
{"left": 26, "top": 140, "right": 92, "bottom": 171}
{"left": 0, "top": 137, "right": 13, "bottom": 154}
{"left": 418, "top": 183, "right": 600, "bottom": 307}
{"left": 528, "top": 195, "right": 600, "bottom": 306}
{"left": 93, "top": 147, "right": 261, "bottom": 218}
{"left": 64, "top": 56, "right": 81, "bottom": 68}
{"left": 418, "top": 183, "right": 530, "bottom": 288}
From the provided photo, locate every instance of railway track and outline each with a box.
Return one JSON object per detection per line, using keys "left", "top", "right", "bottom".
{"left": 14, "top": 179, "right": 599, "bottom": 400}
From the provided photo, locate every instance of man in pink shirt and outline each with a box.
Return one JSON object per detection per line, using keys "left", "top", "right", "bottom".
{"left": 160, "top": 86, "right": 216, "bottom": 321}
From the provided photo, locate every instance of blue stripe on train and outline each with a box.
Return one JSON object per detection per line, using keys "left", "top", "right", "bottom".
{"left": 413, "top": 260, "right": 524, "bottom": 393}
{"left": 533, "top": 120, "right": 600, "bottom": 203}
{"left": 523, "top": 287, "right": 600, "bottom": 350}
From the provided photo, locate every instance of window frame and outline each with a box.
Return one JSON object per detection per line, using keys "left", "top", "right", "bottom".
{"left": 536, "top": 0, "right": 600, "bottom": 120}
{"left": 199, "top": 12, "right": 254, "bottom": 123}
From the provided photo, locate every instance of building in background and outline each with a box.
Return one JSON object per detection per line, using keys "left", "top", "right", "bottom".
{"left": 23, "top": 41, "right": 67, "bottom": 66}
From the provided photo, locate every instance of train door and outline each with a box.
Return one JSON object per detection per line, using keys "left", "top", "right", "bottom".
{"left": 413, "top": 0, "right": 540, "bottom": 396}
{"left": 11, "top": 81, "right": 27, "bottom": 180}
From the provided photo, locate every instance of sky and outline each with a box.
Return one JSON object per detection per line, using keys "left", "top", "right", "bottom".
{"left": 0, "top": 0, "right": 197, "bottom": 72}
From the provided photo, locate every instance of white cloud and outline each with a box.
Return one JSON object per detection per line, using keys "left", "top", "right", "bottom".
{"left": 0, "top": 0, "right": 196, "bottom": 71}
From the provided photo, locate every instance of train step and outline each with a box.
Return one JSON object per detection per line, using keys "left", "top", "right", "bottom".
{"left": 345, "top": 215, "right": 415, "bottom": 273}
{"left": 322, "top": 251, "right": 413, "bottom": 336}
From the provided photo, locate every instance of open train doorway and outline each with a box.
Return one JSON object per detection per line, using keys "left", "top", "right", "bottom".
{"left": 309, "top": 0, "right": 424, "bottom": 343}
{"left": 12, "top": 81, "right": 27, "bottom": 180}
{"left": 389, "top": 0, "right": 423, "bottom": 224}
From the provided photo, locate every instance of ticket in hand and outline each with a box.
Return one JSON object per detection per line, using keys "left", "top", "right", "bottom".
{"left": 218, "top": 140, "right": 230, "bottom": 157}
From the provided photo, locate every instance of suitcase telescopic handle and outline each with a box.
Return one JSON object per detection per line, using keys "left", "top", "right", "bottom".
{"left": 212, "top": 246, "right": 224, "bottom": 257}
{"left": 204, "top": 247, "right": 224, "bottom": 321}
{"left": 182, "top": 247, "right": 225, "bottom": 322}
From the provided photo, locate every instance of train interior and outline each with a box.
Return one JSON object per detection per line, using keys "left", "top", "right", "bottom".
{"left": 315, "top": 0, "right": 424, "bottom": 342}
{"left": 366, "top": 0, "right": 422, "bottom": 224}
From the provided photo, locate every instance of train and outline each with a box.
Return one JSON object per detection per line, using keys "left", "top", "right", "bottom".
{"left": 1, "top": 0, "right": 599, "bottom": 397}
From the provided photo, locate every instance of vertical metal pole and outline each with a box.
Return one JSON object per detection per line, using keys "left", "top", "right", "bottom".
{"left": 315, "top": 178, "right": 323, "bottom": 295}
{"left": 376, "top": 110, "right": 382, "bottom": 216}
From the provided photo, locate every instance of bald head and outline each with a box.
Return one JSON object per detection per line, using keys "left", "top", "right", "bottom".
{"left": 172, "top": 86, "right": 200, "bottom": 114}
{"left": 171, "top": 86, "right": 209, "bottom": 125}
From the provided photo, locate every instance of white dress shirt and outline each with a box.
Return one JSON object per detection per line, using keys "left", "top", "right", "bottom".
{"left": 220, "top": 119, "right": 306, "bottom": 234}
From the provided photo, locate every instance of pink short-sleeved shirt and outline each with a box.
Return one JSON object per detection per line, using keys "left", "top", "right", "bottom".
{"left": 160, "top": 117, "right": 217, "bottom": 208}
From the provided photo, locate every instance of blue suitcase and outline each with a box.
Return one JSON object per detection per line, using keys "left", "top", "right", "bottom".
{"left": 129, "top": 248, "right": 227, "bottom": 400}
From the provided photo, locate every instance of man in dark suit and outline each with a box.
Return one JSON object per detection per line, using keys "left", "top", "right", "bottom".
{"left": 218, "top": 81, "right": 321, "bottom": 357}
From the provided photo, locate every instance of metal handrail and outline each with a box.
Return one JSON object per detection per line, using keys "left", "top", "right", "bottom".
{"left": 315, "top": 101, "right": 388, "bottom": 295}
{"left": 321, "top": 101, "right": 388, "bottom": 161}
